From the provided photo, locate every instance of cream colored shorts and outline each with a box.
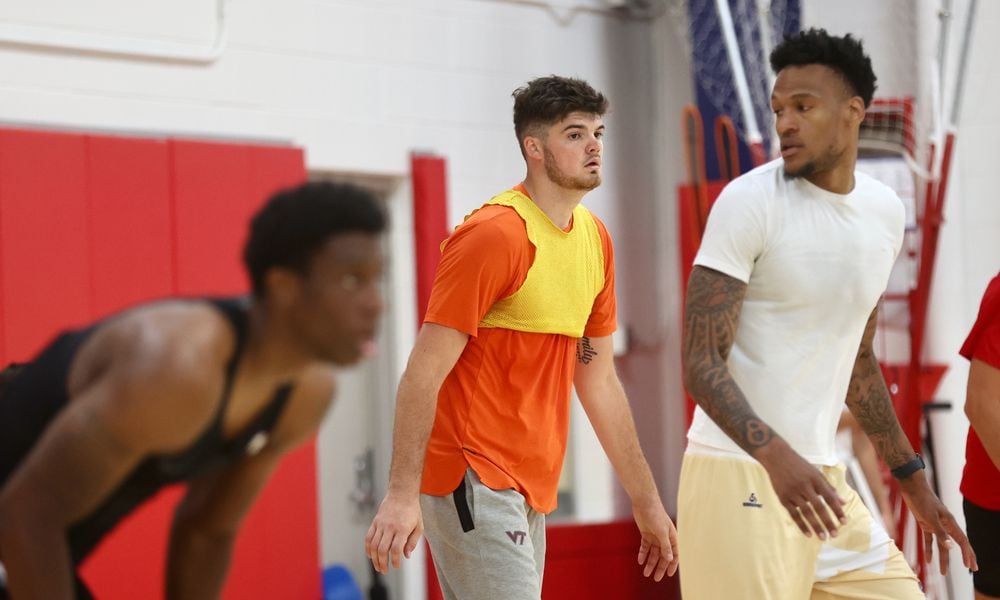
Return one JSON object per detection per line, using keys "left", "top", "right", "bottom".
{"left": 678, "top": 452, "right": 923, "bottom": 599}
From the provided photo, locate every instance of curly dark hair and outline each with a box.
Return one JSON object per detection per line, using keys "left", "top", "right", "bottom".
{"left": 512, "top": 76, "right": 609, "bottom": 154}
{"left": 243, "top": 181, "right": 386, "bottom": 297}
{"left": 769, "top": 28, "right": 877, "bottom": 107}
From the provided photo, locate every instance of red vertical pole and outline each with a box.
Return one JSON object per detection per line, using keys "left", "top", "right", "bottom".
{"left": 900, "top": 132, "right": 955, "bottom": 584}
{"left": 410, "top": 153, "right": 449, "bottom": 327}
{"left": 910, "top": 133, "right": 954, "bottom": 378}
{"left": 410, "top": 153, "right": 450, "bottom": 600}
{"left": 714, "top": 115, "right": 741, "bottom": 182}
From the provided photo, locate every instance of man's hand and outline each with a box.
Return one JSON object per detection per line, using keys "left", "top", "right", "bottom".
{"left": 898, "top": 475, "right": 978, "bottom": 576}
{"left": 365, "top": 323, "right": 468, "bottom": 575}
{"left": 756, "top": 438, "right": 846, "bottom": 540}
{"left": 572, "top": 334, "right": 678, "bottom": 581}
{"left": 365, "top": 494, "right": 423, "bottom": 574}
{"left": 633, "top": 499, "right": 678, "bottom": 580}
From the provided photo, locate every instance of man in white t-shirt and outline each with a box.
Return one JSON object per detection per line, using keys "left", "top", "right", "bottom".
{"left": 678, "top": 28, "right": 977, "bottom": 599}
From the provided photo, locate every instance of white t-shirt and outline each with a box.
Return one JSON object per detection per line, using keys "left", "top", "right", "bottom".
{"left": 687, "top": 159, "right": 905, "bottom": 465}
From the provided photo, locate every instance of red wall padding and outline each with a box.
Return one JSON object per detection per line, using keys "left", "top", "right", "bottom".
{"left": 425, "top": 520, "right": 680, "bottom": 600}
{"left": 543, "top": 521, "right": 679, "bottom": 599}
{"left": 170, "top": 141, "right": 306, "bottom": 296}
{"left": 0, "top": 127, "right": 317, "bottom": 599}
{"left": 223, "top": 442, "right": 320, "bottom": 600}
{"left": 87, "top": 134, "right": 175, "bottom": 316}
{"left": 0, "top": 129, "right": 91, "bottom": 365}
{"left": 677, "top": 180, "right": 726, "bottom": 424}
{"left": 410, "top": 153, "right": 449, "bottom": 324}
{"left": 171, "top": 140, "right": 257, "bottom": 295}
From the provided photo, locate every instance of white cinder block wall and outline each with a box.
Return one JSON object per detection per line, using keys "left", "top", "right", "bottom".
{"left": 2, "top": 0, "right": 997, "bottom": 598}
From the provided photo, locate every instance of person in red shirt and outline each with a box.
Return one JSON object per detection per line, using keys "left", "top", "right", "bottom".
{"left": 365, "top": 76, "right": 677, "bottom": 599}
{"left": 961, "top": 271, "right": 1000, "bottom": 600}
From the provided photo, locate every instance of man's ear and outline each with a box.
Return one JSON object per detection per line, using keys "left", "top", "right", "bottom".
{"left": 523, "top": 135, "right": 544, "bottom": 161}
{"left": 847, "top": 96, "right": 866, "bottom": 128}
{"left": 264, "top": 267, "right": 302, "bottom": 308}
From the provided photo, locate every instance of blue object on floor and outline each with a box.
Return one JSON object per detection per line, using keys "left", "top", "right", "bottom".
{"left": 322, "top": 564, "right": 363, "bottom": 600}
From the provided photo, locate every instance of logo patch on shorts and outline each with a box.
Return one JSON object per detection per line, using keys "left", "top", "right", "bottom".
{"left": 742, "top": 493, "right": 762, "bottom": 508}
{"left": 506, "top": 530, "right": 527, "bottom": 545}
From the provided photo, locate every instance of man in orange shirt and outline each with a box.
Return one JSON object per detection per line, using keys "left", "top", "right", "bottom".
{"left": 366, "top": 76, "right": 677, "bottom": 599}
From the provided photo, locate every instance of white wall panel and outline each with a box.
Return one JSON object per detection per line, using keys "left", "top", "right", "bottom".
{"left": 1, "top": 0, "right": 216, "bottom": 42}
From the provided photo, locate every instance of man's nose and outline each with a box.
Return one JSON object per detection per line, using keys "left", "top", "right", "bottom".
{"left": 775, "top": 113, "right": 797, "bottom": 136}
{"left": 361, "top": 284, "right": 384, "bottom": 319}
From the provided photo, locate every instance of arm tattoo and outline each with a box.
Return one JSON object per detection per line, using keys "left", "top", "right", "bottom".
{"left": 845, "top": 308, "right": 914, "bottom": 468}
{"left": 682, "top": 266, "right": 775, "bottom": 452}
{"left": 577, "top": 336, "right": 597, "bottom": 364}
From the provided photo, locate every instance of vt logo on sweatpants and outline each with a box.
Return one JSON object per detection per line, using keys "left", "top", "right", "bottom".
{"left": 506, "top": 530, "right": 527, "bottom": 545}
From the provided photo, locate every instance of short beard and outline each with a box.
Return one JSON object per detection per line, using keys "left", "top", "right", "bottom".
{"left": 782, "top": 161, "right": 817, "bottom": 180}
{"left": 783, "top": 144, "right": 844, "bottom": 180}
{"left": 543, "top": 147, "right": 600, "bottom": 191}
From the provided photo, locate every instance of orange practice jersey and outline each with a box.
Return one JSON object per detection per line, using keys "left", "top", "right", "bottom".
{"left": 421, "top": 186, "right": 616, "bottom": 512}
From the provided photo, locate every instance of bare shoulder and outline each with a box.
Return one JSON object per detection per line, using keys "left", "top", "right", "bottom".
{"left": 71, "top": 300, "right": 240, "bottom": 452}
{"left": 95, "top": 300, "right": 233, "bottom": 369}
{"left": 267, "top": 364, "right": 338, "bottom": 453}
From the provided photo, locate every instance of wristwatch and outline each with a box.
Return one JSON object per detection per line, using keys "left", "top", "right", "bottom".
{"left": 890, "top": 453, "right": 925, "bottom": 480}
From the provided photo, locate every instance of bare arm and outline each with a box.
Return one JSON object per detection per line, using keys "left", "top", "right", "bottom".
{"left": 167, "top": 451, "right": 283, "bottom": 600}
{"left": 166, "top": 367, "right": 333, "bottom": 600}
{"left": 0, "top": 329, "right": 225, "bottom": 599}
{"left": 682, "top": 265, "right": 846, "bottom": 538}
{"left": 574, "top": 334, "right": 677, "bottom": 580}
{"left": 843, "top": 307, "right": 915, "bottom": 468}
{"left": 965, "top": 358, "right": 1000, "bottom": 469}
{"left": 366, "top": 323, "right": 469, "bottom": 574}
{"left": 681, "top": 266, "right": 774, "bottom": 452}
{"left": 845, "top": 306, "right": 976, "bottom": 575}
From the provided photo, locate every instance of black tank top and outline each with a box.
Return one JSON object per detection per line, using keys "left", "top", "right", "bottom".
{"left": 0, "top": 297, "right": 294, "bottom": 564}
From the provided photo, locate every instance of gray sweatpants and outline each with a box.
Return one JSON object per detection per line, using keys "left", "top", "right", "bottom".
{"left": 420, "top": 468, "right": 546, "bottom": 600}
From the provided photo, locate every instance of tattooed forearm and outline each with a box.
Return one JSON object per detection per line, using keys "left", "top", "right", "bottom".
{"left": 577, "top": 336, "right": 597, "bottom": 364}
{"left": 682, "top": 266, "right": 776, "bottom": 453}
{"left": 845, "top": 308, "right": 915, "bottom": 468}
